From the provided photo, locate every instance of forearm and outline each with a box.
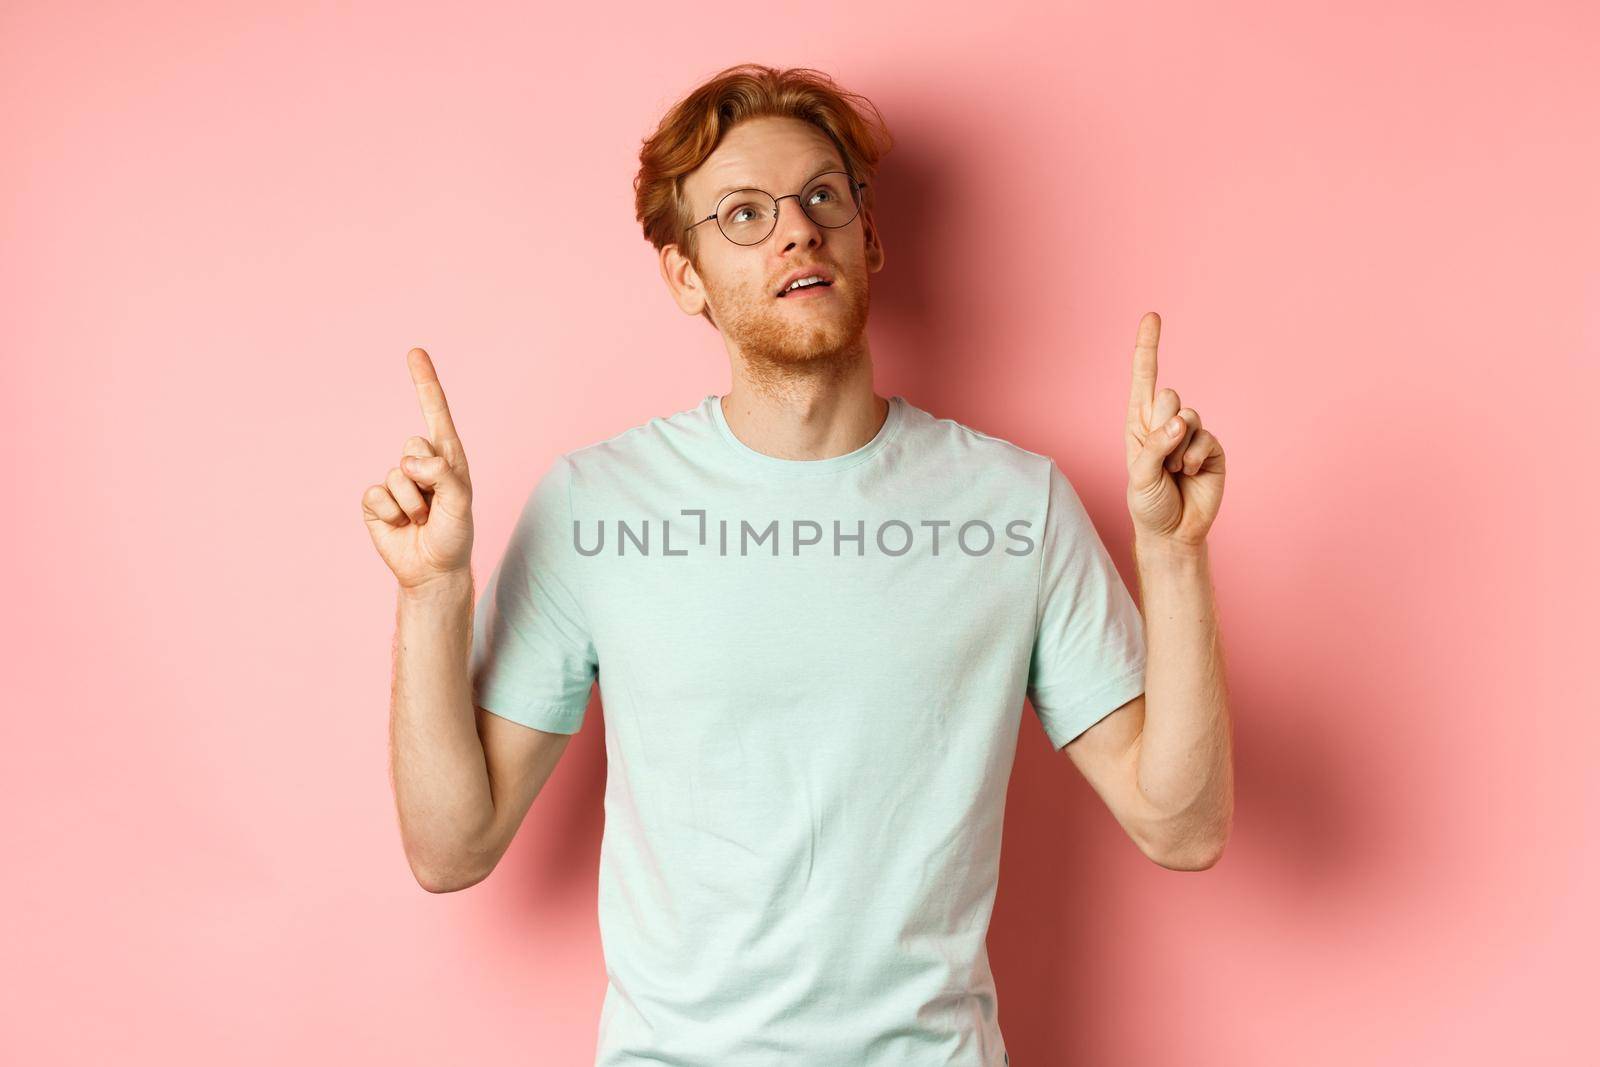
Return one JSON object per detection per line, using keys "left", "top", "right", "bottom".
{"left": 1129, "top": 534, "right": 1234, "bottom": 865}
{"left": 391, "top": 571, "right": 496, "bottom": 890}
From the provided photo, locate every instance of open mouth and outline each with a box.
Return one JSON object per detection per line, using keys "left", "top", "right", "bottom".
{"left": 776, "top": 279, "right": 834, "bottom": 298}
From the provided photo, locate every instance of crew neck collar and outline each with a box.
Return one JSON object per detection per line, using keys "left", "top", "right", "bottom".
{"left": 707, "top": 393, "right": 905, "bottom": 476}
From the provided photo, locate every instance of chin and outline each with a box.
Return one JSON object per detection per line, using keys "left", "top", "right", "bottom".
{"left": 753, "top": 319, "right": 861, "bottom": 367}
{"left": 726, "top": 282, "right": 870, "bottom": 368}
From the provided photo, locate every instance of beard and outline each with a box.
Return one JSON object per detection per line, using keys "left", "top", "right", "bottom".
{"left": 708, "top": 268, "right": 872, "bottom": 390}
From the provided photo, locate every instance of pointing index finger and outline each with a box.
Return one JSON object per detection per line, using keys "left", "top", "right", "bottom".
{"left": 1126, "top": 311, "right": 1161, "bottom": 431}
{"left": 407, "top": 347, "right": 464, "bottom": 462}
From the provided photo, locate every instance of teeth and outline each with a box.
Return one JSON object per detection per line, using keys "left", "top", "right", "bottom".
{"left": 785, "top": 275, "right": 825, "bottom": 292}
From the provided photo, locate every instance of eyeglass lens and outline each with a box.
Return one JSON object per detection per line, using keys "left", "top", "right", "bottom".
{"left": 717, "top": 172, "right": 861, "bottom": 246}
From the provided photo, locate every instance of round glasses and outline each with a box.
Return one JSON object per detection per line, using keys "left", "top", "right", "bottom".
{"left": 687, "top": 170, "right": 868, "bottom": 246}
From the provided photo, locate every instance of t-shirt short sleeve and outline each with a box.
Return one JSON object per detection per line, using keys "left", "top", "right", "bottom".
{"left": 1025, "top": 460, "right": 1147, "bottom": 749}
{"left": 469, "top": 454, "right": 598, "bottom": 734}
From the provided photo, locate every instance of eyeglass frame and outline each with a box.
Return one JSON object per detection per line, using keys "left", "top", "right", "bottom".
{"left": 685, "top": 170, "right": 870, "bottom": 247}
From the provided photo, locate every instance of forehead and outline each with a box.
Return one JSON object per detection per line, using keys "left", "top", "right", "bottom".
{"left": 688, "top": 116, "right": 847, "bottom": 205}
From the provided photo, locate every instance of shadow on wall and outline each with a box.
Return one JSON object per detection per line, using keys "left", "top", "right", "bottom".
{"left": 859, "top": 116, "right": 970, "bottom": 413}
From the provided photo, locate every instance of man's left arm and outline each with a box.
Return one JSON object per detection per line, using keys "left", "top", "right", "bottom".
{"left": 1063, "top": 311, "right": 1234, "bottom": 871}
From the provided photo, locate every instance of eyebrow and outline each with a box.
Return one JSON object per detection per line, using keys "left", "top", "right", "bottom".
{"left": 705, "top": 159, "right": 845, "bottom": 209}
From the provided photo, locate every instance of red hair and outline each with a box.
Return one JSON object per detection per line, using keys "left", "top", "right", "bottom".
{"left": 633, "top": 63, "right": 894, "bottom": 291}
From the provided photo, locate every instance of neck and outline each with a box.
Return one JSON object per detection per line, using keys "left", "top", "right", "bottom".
{"left": 719, "top": 344, "right": 887, "bottom": 461}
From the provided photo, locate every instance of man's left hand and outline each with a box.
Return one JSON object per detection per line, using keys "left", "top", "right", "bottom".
{"left": 1124, "top": 311, "right": 1227, "bottom": 547}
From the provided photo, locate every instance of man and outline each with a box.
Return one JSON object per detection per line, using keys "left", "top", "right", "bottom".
{"left": 363, "top": 63, "right": 1232, "bottom": 1067}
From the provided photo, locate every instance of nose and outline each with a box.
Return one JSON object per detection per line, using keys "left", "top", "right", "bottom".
{"left": 771, "top": 193, "right": 824, "bottom": 252}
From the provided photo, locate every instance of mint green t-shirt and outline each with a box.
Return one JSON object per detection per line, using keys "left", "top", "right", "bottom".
{"left": 469, "top": 393, "right": 1147, "bottom": 1066}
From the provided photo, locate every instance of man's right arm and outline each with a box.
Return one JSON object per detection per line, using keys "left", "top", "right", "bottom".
{"left": 390, "top": 571, "right": 574, "bottom": 893}
{"left": 363, "top": 347, "right": 577, "bottom": 894}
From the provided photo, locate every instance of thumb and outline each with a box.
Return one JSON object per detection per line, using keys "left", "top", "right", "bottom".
{"left": 401, "top": 455, "right": 470, "bottom": 513}
{"left": 1130, "top": 415, "right": 1185, "bottom": 493}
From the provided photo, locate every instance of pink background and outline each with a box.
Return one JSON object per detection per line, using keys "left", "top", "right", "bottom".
{"left": 4, "top": 1, "right": 1596, "bottom": 1063}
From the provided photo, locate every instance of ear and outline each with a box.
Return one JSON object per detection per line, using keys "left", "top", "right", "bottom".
{"left": 659, "top": 243, "right": 709, "bottom": 317}
{"left": 862, "top": 210, "right": 886, "bottom": 274}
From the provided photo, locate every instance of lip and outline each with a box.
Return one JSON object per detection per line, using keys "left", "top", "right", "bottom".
{"left": 774, "top": 266, "right": 836, "bottom": 298}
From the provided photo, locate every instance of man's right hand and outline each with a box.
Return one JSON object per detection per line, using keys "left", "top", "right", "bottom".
{"left": 362, "top": 347, "right": 476, "bottom": 591}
